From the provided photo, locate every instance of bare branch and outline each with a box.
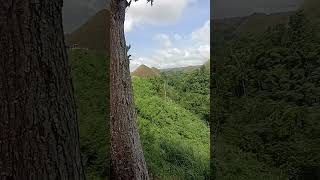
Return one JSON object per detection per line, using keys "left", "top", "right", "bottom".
{"left": 130, "top": 0, "right": 154, "bottom": 6}
{"left": 126, "top": 0, "right": 132, "bottom": 7}
{"left": 147, "top": 0, "right": 154, "bottom": 6}
{"left": 126, "top": 44, "right": 131, "bottom": 53}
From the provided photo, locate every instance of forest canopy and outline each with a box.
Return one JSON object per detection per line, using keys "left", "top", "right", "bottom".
{"left": 212, "top": 10, "right": 320, "bottom": 179}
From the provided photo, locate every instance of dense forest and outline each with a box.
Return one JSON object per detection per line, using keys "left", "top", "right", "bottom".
{"left": 65, "top": 2, "right": 320, "bottom": 180}
{"left": 69, "top": 49, "right": 210, "bottom": 179}
{"left": 133, "top": 65, "right": 210, "bottom": 179}
{"left": 212, "top": 10, "right": 320, "bottom": 179}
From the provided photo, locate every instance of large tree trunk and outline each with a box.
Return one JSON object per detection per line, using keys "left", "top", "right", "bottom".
{"left": 110, "top": 0, "right": 150, "bottom": 179}
{"left": 0, "top": 1, "right": 85, "bottom": 179}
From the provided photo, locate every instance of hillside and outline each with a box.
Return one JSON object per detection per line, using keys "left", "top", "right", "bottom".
{"left": 133, "top": 77, "right": 210, "bottom": 179}
{"left": 213, "top": 11, "right": 294, "bottom": 42}
{"left": 213, "top": 16, "right": 246, "bottom": 39}
{"left": 62, "top": 0, "right": 108, "bottom": 33}
{"left": 151, "top": 67, "right": 161, "bottom": 74}
{"left": 146, "top": 64, "right": 287, "bottom": 179}
{"left": 161, "top": 65, "right": 203, "bottom": 73}
{"left": 65, "top": 9, "right": 110, "bottom": 51}
{"left": 304, "top": 0, "right": 320, "bottom": 19}
{"left": 236, "top": 12, "right": 293, "bottom": 34}
{"left": 211, "top": 9, "right": 320, "bottom": 179}
{"left": 131, "top": 65, "right": 160, "bottom": 78}
{"left": 69, "top": 49, "right": 210, "bottom": 179}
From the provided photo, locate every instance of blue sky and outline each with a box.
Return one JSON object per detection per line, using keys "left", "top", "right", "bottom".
{"left": 124, "top": 0, "right": 210, "bottom": 71}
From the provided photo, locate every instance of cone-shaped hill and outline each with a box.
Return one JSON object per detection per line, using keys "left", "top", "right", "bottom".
{"left": 65, "top": 9, "right": 110, "bottom": 51}
{"left": 131, "top": 65, "right": 160, "bottom": 78}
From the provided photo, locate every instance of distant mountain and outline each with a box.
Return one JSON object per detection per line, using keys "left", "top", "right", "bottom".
{"left": 65, "top": 9, "right": 110, "bottom": 51}
{"left": 213, "top": 11, "right": 294, "bottom": 37}
{"left": 161, "top": 65, "right": 203, "bottom": 73}
{"left": 131, "top": 65, "right": 160, "bottom": 78}
{"left": 236, "top": 12, "right": 294, "bottom": 33}
{"left": 213, "top": 2, "right": 320, "bottom": 44}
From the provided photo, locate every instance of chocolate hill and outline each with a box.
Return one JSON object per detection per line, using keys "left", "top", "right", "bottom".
{"left": 65, "top": 9, "right": 110, "bottom": 51}
{"left": 131, "top": 65, "right": 160, "bottom": 78}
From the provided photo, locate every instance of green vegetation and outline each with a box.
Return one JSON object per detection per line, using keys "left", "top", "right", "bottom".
{"left": 69, "top": 49, "right": 210, "bottom": 179}
{"left": 133, "top": 68, "right": 210, "bottom": 179}
{"left": 70, "top": 49, "right": 110, "bottom": 180}
{"left": 212, "top": 10, "right": 320, "bottom": 179}
{"left": 68, "top": 7, "right": 320, "bottom": 180}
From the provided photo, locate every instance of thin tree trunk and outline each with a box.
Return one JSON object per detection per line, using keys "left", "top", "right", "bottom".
{"left": 0, "top": 1, "right": 85, "bottom": 179}
{"left": 110, "top": 0, "right": 150, "bottom": 179}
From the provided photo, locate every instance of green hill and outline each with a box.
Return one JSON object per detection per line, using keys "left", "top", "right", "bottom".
{"left": 66, "top": 9, "right": 110, "bottom": 51}
{"left": 213, "top": 11, "right": 294, "bottom": 40}
{"left": 133, "top": 77, "right": 210, "bottom": 179}
{"left": 236, "top": 12, "right": 293, "bottom": 34}
{"left": 69, "top": 49, "right": 210, "bottom": 179}
{"left": 69, "top": 48, "right": 290, "bottom": 179}
{"left": 211, "top": 9, "right": 320, "bottom": 179}
{"left": 150, "top": 63, "right": 287, "bottom": 179}
{"left": 131, "top": 65, "right": 160, "bottom": 78}
{"left": 161, "top": 65, "right": 203, "bottom": 73}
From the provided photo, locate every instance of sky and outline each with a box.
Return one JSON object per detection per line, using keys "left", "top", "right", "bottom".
{"left": 62, "top": 0, "right": 303, "bottom": 71}
{"left": 62, "top": 0, "right": 303, "bottom": 32}
{"left": 125, "top": 0, "right": 210, "bottom": 71}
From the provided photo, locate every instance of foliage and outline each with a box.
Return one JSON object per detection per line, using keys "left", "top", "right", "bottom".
{"left": 69, "top": 49, "right": 210, "bottom": 179}
{"left": 155, "top": 68, "right": 210, "bottom": 123}
{"left": 133, "top": 77, "right": 210, "bottom": 179}
{"left": 212, "top": 10, "right": 320, "bottom": 179}
{"left": 70, "top": 49, "right": 110, "bottom": 180}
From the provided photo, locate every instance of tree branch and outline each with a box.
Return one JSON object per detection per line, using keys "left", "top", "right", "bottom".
{"left": 126, "top": 0, "right": 132, "bottom": 7}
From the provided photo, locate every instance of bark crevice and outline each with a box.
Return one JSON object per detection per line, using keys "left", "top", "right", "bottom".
{"left": 0, "top": 1, "right": 85, "bottom": 179}
{"left": 110, "top": 0, "right": 150, "bottom": 179}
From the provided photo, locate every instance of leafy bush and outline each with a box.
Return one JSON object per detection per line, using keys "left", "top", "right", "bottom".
{"left": 133, "top": 77, "right": 210, "bottom": 179}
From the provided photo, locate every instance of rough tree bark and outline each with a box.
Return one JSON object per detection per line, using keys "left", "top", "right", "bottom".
{"left": 0, "top": 1, "right": 85, "bottom": 179}
{"left": 211, "top": 47, "right": 218, "bottom": 180}
{"left": 110, "top": 0, "right": 150, "bottom": 179}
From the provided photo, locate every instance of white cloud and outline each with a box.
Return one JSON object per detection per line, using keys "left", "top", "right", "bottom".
{"left": 125, "top": 0, "right": 190, "bottom": 32}
{"left": 150, "top": 45, "right": 209, "bottom": 69}
{"left": 130, "top": 20, "right": 210, "bottom": 71}
{"left": 129, "top": 58, "right": 144, "bottom": 72}
{"left": 154, "top": 34, "right": 172, "bottom": 48}
{"left": 191, "top": 20, "right": 210, "bottom": 44}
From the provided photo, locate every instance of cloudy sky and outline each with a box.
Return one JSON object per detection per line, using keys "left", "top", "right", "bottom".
{"left": 62, "top": 0, "right": 303, "bottom": 71}
{"left": 125, "top": 0, "right": 210, "bottom": 71}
